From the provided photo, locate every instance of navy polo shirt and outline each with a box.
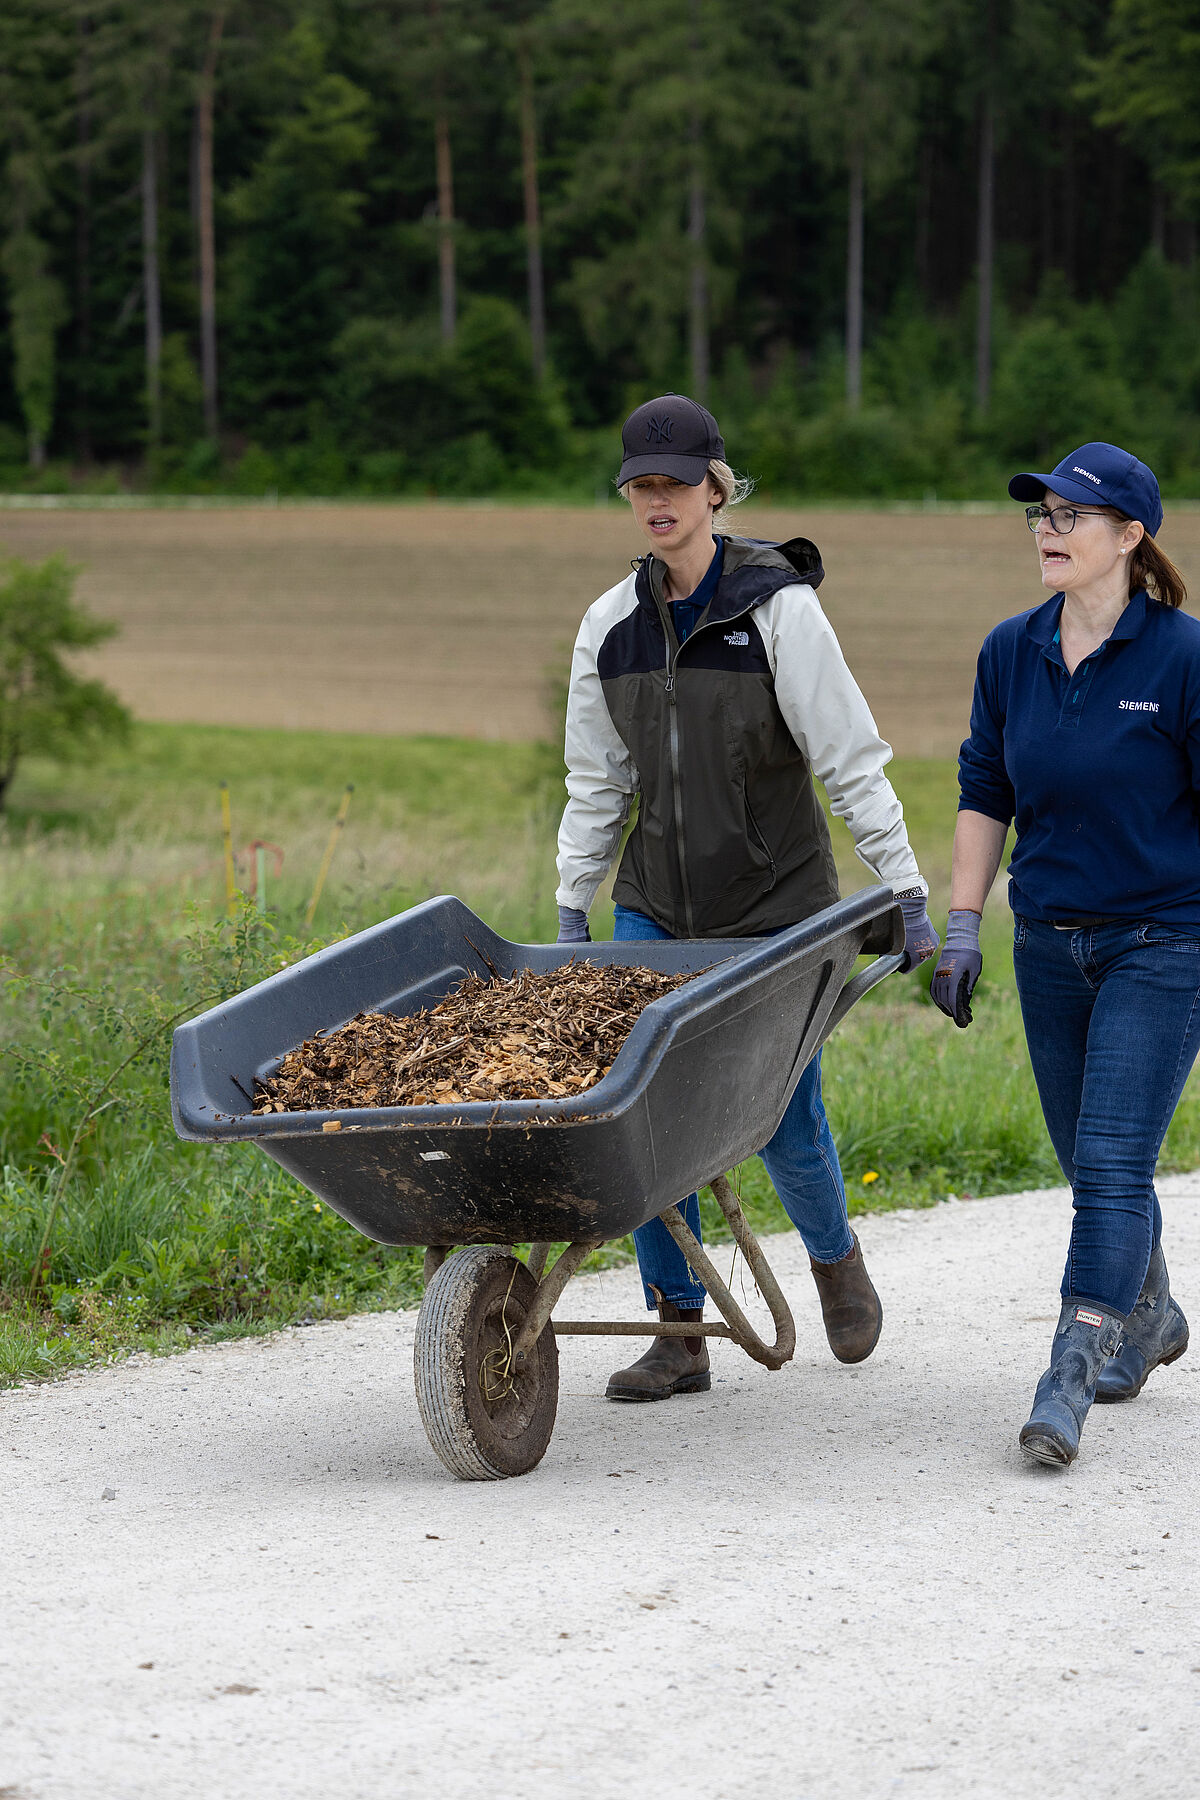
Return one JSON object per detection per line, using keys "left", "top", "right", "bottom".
{"left": 959, "top": 589, "right": 1200, "bottom": 925}
{"left": 668, "top": 536, "right": 725, "bottom": 643}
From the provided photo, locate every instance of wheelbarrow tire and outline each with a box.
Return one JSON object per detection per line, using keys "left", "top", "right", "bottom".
{"left": 414, "top": 1245, "right": 559, "bottom": 1480}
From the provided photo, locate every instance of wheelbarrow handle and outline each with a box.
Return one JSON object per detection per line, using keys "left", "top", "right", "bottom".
{"left": 818, "top": 951, "right": 907, "bottom": 1048}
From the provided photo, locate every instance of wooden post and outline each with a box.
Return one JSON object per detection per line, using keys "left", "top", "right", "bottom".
{"left": 306, "top": 785, "right": 354, "bottom": 928}
{"left": 220, "top": 782, "right": 236, "bottom": 915}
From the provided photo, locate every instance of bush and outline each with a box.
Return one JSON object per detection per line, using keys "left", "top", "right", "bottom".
{"left": 988, "top": 313, "right": 1137, "bottom": 465}
{"left": 0, "top": 554, "right": 130, "bottom": 810}
{"left": 329, "top": 297, "right": 568, "bottom": 486}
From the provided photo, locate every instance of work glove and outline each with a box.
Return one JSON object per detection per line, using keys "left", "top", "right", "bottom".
{"left": 895, "top": 886, "right": 940, "bottom": 973}
{"left": 930, "top": 909, "right": 984, "bottom": 1028}
{"left": 557, "top": 904, "right": 591, "bottom": 943}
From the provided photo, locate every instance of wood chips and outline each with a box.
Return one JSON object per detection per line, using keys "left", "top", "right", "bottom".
{"left": 251, "top": 960, "right": 695, "bottom": 1114}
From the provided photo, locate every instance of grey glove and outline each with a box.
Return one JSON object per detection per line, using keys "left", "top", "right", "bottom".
{"left": 895, "top": 886, "right": 940, "bottom": 973}
{"left": 930, "top": 909, "right": 983, "bottom": 1028}
{"left": 557, "top": 904, "right": 590, "bottom": 943}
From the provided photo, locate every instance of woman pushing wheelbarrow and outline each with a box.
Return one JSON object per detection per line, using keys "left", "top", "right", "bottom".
{"left": 170, "top": 393, "right": 929, "bottom": 1478}
{"left": 555, "top": 393, "right": 940, "bottom": 1401}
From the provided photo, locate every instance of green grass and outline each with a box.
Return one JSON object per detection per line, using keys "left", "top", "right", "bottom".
{"left": 2, "top": 722, "right": 1197, "bottom": 1386}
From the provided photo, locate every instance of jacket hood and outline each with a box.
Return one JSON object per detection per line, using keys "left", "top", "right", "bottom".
{"left": 635, "top": 533, "right": 825, "bottom": 628}
{"left": 722, "top": 535, "right": 825, "bottom": 587}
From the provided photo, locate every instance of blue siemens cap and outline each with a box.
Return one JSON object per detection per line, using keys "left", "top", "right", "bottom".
{"left": 1008, "top": 442, "right": 1163, "bottom": 536}
{"left": 617, "top": 393, "right": 725, "bottom": 487}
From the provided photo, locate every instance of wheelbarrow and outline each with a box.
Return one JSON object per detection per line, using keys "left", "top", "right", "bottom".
{"left": 170, "top": 887, "right": 903, "bottom": 1480}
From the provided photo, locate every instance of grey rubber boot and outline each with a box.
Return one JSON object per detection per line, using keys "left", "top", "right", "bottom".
{"left": 1019, "top": 1298, "right": 1126, "bottom": 1467}
{"left": 605, "top": 1302, "right": 710, "bottom": 1402}
{"left": 1095, "top": 1244, "right": 1189, "bottom": 1403}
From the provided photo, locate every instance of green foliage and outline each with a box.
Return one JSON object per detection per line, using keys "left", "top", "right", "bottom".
{"left": 989, "top": 314, "right": 1136, "bottom": 464}
{"left": 330, "top": 297, "right": 567, "bottom": 486}
{"left": 1083, "top": 0, "right": 1200, "bottom": 212}
{"left": 0, "top": 554, "right": 130, "bottom": 808}
{"left": 226, "top": 17, "right": 374, "bottom": 425}
{"left": 1, "top": 228, "right": 66, "bottom": 466}
{"left": 0, "top": 0, "right": 1196, "bottom": 492}
{"left": 807, "top": 0, "right": 925, "bottom": 187}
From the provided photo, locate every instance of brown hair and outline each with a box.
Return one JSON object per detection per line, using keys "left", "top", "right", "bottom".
{"left": 1130, "top": 533, "right": 1188, "bottom": 610}
{"left": 1101, "top": 509, "right": 1188, "bottom": 609}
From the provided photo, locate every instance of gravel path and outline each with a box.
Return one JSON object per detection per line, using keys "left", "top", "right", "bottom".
{"left": 3, "top": 1178, "right": 1199, "bottom": 1800}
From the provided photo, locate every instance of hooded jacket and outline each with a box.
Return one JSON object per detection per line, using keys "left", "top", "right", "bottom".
{"left": 555, "top": 533, "right": 923, "bottom": 938}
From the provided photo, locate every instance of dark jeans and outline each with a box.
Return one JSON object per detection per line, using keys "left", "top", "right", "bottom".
{"left": 613, "top": 903, "right": 853, "bottom": 1310}
{"left": 1012, "top": 915, "right": 1200, "bottom": 1316}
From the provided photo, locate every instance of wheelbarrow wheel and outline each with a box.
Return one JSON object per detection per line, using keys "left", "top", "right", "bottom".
{"left": 414, "top": 1245, "right": 559, "bottom": 1480}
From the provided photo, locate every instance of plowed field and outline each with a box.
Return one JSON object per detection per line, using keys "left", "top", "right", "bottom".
{"left": 3, "top": 501, "right": 1196, "bottom": 755}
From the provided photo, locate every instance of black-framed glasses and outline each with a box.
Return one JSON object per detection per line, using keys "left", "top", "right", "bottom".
{"left": 1024, "top": 504, "right": 1106, "bottom": 534}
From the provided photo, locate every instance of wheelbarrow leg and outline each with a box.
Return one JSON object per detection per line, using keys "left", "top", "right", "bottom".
{"left": 509, "top": 1240, "right": 601, "bottom": 1369}
{"left": 526, "top": 1242, "right": 552, "bottom": 1281}
{"left": 658, "top": 1175, "right": 797, "bottom": 1370}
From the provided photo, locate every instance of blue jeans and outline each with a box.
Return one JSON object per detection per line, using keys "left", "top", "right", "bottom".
{"left": 613, "top": 903, "right": 854, "bottom": 1310}
{"left": 1012, "top": 916, "right": 1200, "bottom": 1316}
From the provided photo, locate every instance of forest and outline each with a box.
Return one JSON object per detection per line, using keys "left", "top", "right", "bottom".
{"left": 0, "top": 0, "right": 1197, "bottom": 498}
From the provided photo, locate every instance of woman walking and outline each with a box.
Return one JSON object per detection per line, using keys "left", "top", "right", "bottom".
{"left": 932, "top": 442, "right": 1194, "bottom": 1466}
{"left": 555, "top": 392, "right": 938, "bottom": 1402}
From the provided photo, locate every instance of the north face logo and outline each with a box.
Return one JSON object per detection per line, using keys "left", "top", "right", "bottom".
{"left": 724, "top": 630, "right": 750, "bottom": 647}
{"left": 645, "top": 414, "right": 674, "bottom": 444}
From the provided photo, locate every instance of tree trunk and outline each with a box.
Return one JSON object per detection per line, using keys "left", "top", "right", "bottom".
{"left": 141, "top": 120, "right": 163, "bottom": 451}
{"left": 75, "top": 13, "right": 94, "bottom": 463}
{"left": 687, "top": 149, "right": 709, "bottom": 404}
{"left": 975, "top": 89, "right": 995, "bottom": 414}
{"left": 435, "top": 92, "right": 456, "bottom": 345}
{"left": 914, "top": 135, "right": 932, "bottom": 302}
{"left": 196, "top": 7, "right": 225, "bottom": 439}
{"left": 517, "top": 36, "right": 546, "bottom": 381}
{"left": 686, "top": 1, "right": 708, "bottom": 404}
{"left": 1060, "top": 111, "right": 1077, "bottom": 292}
{"left": 845, "top": 143, "right": 864, "bottom": 410}
{"left": 1038, "top": 106, "right": 1054, "bottom": 283}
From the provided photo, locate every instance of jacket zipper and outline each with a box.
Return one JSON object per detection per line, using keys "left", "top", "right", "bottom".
{"left": 660, "top": 596, "right": 761, "bottom": 938}
{"left": 663, "top": 650, "right": 696, "bottom": 938}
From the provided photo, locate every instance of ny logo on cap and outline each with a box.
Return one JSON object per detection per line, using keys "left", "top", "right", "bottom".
{"left": 645, "top": 414, "right": 674, "bottom": 444}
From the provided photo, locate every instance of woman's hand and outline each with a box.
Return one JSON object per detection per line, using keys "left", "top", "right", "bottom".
{"left": 930, "top": 910, "right": 984, "bottom": 1027}
{"left": 557, "top": 905, "right": 591, "bottom": 943}
{"left": 895, "top": 888, "right": 940, "bottom": 972}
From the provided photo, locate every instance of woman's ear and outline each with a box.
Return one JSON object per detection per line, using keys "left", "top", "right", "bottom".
{"left": 1122, "top": 519, "right": 1145, "bottom": 554}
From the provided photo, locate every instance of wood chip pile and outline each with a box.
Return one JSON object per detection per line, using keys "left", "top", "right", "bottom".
{"left": 251, "top": 960, "right": 695, "bottom": 1113}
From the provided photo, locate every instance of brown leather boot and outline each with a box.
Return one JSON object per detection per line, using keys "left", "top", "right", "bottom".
{"left": 605, "top": 1302, "right": 711, "bottom": 1401}
{"left": 810, "top": 1231, "right": 883, "bottom": 1363}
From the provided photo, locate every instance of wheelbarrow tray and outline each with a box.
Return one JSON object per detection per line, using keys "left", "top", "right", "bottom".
{"left": 171, "top": 888, "right": 900, "bottom": 1249}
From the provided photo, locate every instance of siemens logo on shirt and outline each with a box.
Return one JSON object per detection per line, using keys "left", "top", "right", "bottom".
{"left": 1119, "top": 700, "right": 1160, "bottom": 712}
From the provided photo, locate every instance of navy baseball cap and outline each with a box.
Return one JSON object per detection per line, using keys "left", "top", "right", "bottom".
{"left": 1008, "top": 442, "right": 1163, "bottom": 536}
{"left": 617, "top": 393, "right": 725, "bottom": 486}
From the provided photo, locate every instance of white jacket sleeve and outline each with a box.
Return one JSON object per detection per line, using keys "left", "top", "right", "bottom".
{"left": 755, "top": 586, "right": 924, "bottom": 894}
{"left": 555, "top": 603, "right": 639, "bottom": 915}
